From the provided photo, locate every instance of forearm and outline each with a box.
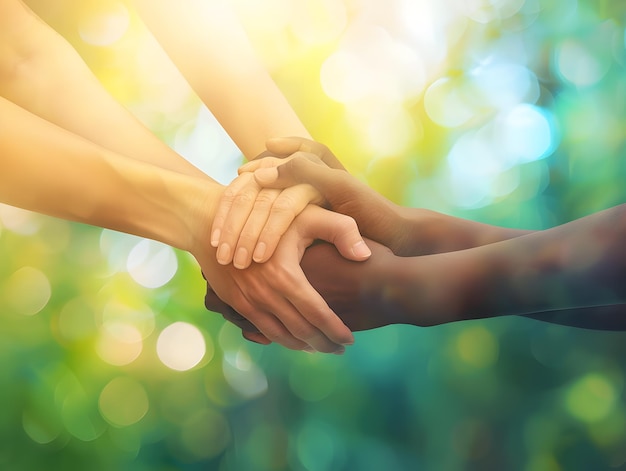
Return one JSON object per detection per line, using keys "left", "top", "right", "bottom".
{"left": 0, "top": 96, "right": 220, "bottom": 252}
{"left": 388, "top": 205, "right": 626, "bottom": 323}
{"left": 133, "top": 0, "right": 311, "bottom": 159}
{"left": 398, "top": 207, "right": 534, "bottom": 255}
{"left": 0, "top": 0, "right": 204, "bottom": 178}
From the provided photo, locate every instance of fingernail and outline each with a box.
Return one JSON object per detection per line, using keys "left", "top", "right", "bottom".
{"left": 252, "top": 242, "right": 266, "bottom": 262}
{"left": 211, "top": 228, "right": 220, "bottom": 247}
{"left": 217, "top": 243, "right": 231, "bottom": 265}
{"left": 254, "top": 167, "right": 278, "bottom": 183}
{"left": 303, "top": 347, "right": 316, "bottom": 354}
{"left": 352, "top": 240, "right": 372, "bottom": 259}
{"left": 334, "top": 346, "right": 346, "bottom": 355}
{"left": 233, "top": 247, "right": 248, "bottom": 269}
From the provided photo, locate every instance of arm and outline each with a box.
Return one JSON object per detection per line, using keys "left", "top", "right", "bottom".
{"left": 299, "top": 205, "right": 626, "bottom": 330}
{"left": 0, "top": 96, "right": 361, "bottom": 353}
{"left": 132, "top": 0, "right": 312, "bottom": 160}
{"left": 244, "top": 137, "right": 532, "bottom": 256}
{"left": 132, "top": 0, "right": 352, "bottom": 270}
{"left": 0, "top": 0, "right": 204, "bottom": 178}
{"left": 1, "top": 1, "right": 361, "bottom": 352}
{"left": 207, "top": 237, "right": 626, "bottom": 336}
{"left": 0, "top": 95, "right": 216, "bottom": 254}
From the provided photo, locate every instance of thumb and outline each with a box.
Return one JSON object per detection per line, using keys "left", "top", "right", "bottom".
{"left": 266, "top": 137, "right": 345, "bottom": 170}
{"left": 299, "top": 206, "right": 371, "bottom": 261}
{"left": 254, "top": 156, "right": 340, "bottom": 190}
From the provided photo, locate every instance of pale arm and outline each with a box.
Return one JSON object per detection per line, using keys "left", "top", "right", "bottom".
{"left": 0, "top": 95, "right": 217, "bottom": 252}
{"left": 1, "top": 96, "right": 359, "bottom": 352}
{"left": 132, "top": 0, "right": 357, "bottom": 270}
{"left": 0, "top": 0, "right": 204, "bottom": 178}
{"left": 133, "top": 0, "right": 311, "bottom": 160}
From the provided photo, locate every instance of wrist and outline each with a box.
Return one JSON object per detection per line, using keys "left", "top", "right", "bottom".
{"left": 178, "top": 178, "right": 224, "bottom": 255}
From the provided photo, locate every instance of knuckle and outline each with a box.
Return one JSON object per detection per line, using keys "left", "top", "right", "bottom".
{"left": 222, "top": 187, "right": 238, "bottom": 202}
{"left": 238, "top": 229, "right": 260, "bottom": 247}
{"left": 272, "top": 197, "right": 297, "bottom": 216}
{"left": 233, "top": 190, "right": 257, "bottom": 207}
{"left": 260, "top": 323, "right": 286, "bottom": 342}
{"left": 337, "top": 214, "right": 358, "bottom": 232}
{"left": 290, "top": 324, "right": 317, "bottom": 342}
{"left": 254, "top": 190, "right": 278, "bottom": 207}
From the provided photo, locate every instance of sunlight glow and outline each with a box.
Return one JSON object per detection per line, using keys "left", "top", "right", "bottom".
{"left": 78, "top": 2, "right": 130, "bottom": 46}
{"left": 290, "top": 0, "right": 347, "bottom": 45}
{"left": 321, "top": 26, "right": 426, "bottom": 104}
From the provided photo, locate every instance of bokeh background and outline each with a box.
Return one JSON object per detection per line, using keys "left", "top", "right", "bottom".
{"left": 1, "top": 0, "right": 625, "bottom": 469}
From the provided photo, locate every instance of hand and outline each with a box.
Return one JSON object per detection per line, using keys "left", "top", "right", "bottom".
{"left": 210, "top": 170, "right": 332, "bottom": 269}
{"left": 241, "top": 138, "right": 413, "bottom": 255}
{"left": 205, "top": 238, "right": 422, "bottom": 341}
{"left": 198, "top": 204, "right": 371, "bottom": 353}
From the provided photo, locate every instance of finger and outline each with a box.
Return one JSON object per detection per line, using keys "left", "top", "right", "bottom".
{"left": 252, "top": 184, "right": 321, "bottom": 264}
{"left": 216, "top": 174, "right": 269, "bottom": 266}
{"left": 231, "top": 188, "right": 280, "bottom": 269}
{"left": 230, "top": 295, "right": 311, "bottom": 351}
{"left": 266, "top": 137, "right": 345, "bottom": 170}
{"left": 210, "top": 173, "right": 255, "bottom": 249}
{"left": 204, "top": 284, "right": 260, "bottom": 332}
{"left": 298, "top": 205, "right": 371, "bottom": 261}
{"left": 234, "top": 261, "right": 349, "bottom": 352}
{"left": 254, "top": 155, "right": 339, "bottom": 191}
{"left": 280, "top": 270, "right": 353, "bottom": 350}
{"left": 239, "top": 156, "right": 284, "bottom": 174}
{"left": 242, "top": 331, "right": 272, "bottom": 345}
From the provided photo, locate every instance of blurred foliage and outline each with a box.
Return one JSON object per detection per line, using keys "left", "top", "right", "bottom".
{"left": 1, "top": 0, "right": 625, "bottom": 469}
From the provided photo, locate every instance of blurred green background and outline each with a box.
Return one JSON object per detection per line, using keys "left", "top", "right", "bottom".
{"left": 1, "top": 0, "right": 625, "bottom": 469}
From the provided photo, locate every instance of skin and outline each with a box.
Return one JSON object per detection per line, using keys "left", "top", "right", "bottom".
{"left": 1, "top": 0, "right": 369, "bottom": 353}
{"left": 133, "top": 0, "right": 356, "bottom": 272}
{"left": 206, "top": 138, "right": 626, "bottom": 343}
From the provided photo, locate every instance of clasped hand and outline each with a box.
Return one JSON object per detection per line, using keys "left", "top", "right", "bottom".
{"left": 201, "top": 143, "right": 373, "bottom": 354}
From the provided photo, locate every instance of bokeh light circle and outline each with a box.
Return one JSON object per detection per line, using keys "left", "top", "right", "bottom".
{"left": 556, "top": 39, "right": 610, "bottom": 87}
{"left": 497, "top": 104, "right": 554, "bottom": 164}
{"left": 126, "top": 239, "right": 178, "bottom": 289}
{"left": 222, "top": 349, "right": 268, "bottom": 399}
{"left": 99, "top": 377, "right": 149, "bottom": 427}
{"left": 565, "top": 373, "right": 618, "bottom": 423}
{"left": 78, "top": 2, "right": 130, "bottom": 46}
{"left": 96, "top": 322, "right": 143, "bottom": 366}
{"left": 3, "top": 266, "right": 51, "bottom": 316}
{"left": 424, "top": 77, "right": 476, "bottom": 128}
{"left": 179, "top": 408, "right": 231, "bottom": 460}
{"left": 157, "top": 322, "right": 208, "bottom": 371}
